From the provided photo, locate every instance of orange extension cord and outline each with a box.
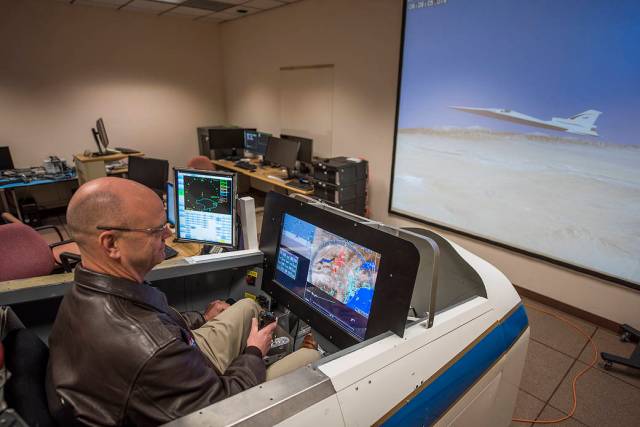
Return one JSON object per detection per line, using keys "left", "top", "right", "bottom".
{"left": 511, "top": 304, "right": 599, "bottom": 424}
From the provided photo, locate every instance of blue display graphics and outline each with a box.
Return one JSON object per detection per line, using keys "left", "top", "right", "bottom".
{"left": 175, "top": 170, "right": 234, "bottom": 246}
{"left": 274, "top": 213, "right": 381, "bottom": 340}
{"left": 244, "top": 130, "right": 270, "bottom": 155}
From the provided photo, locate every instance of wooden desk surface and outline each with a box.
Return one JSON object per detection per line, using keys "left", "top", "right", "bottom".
{"left": 74, "top": 151, "right": 145, "bottom": 163}
{"left": 211, "top": 159, "right": 314, "bottom": 195}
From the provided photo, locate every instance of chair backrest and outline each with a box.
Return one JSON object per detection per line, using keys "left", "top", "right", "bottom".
{"left": 187, "top": 155, "right": 214, "bottom": 171}
{"left": 0, "top": 223, "right": 55, "bottom": 281}
{"left": 2, "top": 328, "right": 56, "bottom": 427}
{"left": 127, "top": 156, "right": 169, "bottom": 195}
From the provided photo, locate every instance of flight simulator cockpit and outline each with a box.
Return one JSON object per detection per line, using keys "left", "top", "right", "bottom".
{"left": 260, "top": 192, "right": 420, "bottom": 349}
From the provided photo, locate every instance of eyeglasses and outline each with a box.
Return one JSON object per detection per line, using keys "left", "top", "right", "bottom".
{"left": 96, "top": 223, "right": 170, "bottom": 236}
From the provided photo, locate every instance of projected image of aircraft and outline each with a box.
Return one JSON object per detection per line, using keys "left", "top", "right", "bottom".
{"left": 451, "top": 106, "right": 602, "bottom": 136}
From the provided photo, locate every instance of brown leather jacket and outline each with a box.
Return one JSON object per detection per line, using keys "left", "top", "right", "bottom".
{"left": 46, "top": 267, "right": 266, "bottom": 426}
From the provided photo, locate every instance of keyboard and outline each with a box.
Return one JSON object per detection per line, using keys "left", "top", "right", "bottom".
{"left": 164, "top": 246, "right": 179, "bottom": 260}
{"left": 115, "top": 147, "right": 139, "bottom": 154}
{"left": 287, "top": 180, "right": 314, "bottom": 191}
{"left": 235, "top": 161, "right": 257, "bottom": 171}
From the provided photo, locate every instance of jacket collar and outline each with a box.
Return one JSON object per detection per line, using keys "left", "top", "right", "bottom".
{"left": 74, "top": 265, "right": 169, "bottom": 314}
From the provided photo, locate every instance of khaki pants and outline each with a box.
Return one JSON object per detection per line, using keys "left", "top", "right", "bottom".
{"left": 192, "top": 298, "right": 320, "bottom": 380}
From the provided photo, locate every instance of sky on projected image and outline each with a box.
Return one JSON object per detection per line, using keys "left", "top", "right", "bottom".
{"left": 392, "top": 0, "right": 640, "bottom": 284}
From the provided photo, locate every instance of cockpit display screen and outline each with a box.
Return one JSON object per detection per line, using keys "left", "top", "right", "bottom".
{"left": 274, "top": 213, "right": 382, "bottom": 340}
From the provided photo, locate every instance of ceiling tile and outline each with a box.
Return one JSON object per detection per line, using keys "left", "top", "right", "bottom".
{"left": 214, "top": 0, "right": 250, "bottom": 5}
{"left": 165, "top": 6, "right": 214, "bottom": 16}
{"left": 201, "top": 13, "right": 226, "bottom": 22}
{"left": 208, "top": 5, "right": 259, "bottom": 20}
{"left": 180, "top": 0, "right": 235, "bottom": 11}
{"left": 152, "top": 0, "right": 186, "bottom": 4}
{"left": 124, "top": 0, "right": 176, "bottom": 12}
{"left": 74, "top": 0, "right": 130, "bottom": 7}
{"left": 224, "top": 5, "right": 260, "bottom": 15}
{"left": 244, "top": 0, "right": 283, "bottom": 10}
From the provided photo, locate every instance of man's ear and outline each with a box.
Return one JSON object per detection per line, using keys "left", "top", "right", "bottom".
{"left": 97, "top": 231, "right": 121, "bottom": 260}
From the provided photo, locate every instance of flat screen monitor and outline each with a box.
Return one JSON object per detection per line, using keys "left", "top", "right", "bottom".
{"left": 209, "top": 128, "right": 246, "bottom": 150}
{"left": 264, "top": 137, "right": 300, "bottom": 169}
{"left": 174, "top": 168, "right": 236, "bottom": 247}
{"left": 166, "top": 182, "right": 176, "bottom": 226}
{"left": 275, "top": 213, "right": 381, "bottom": 340}
{"left": 260, "top": 192, "right": 420, "bottom": 348}
{"left": 128, "top": 156, "right": 169, "bottom": 196}
{"left": 0, "top": 146, "right": 14, "bottom": 170}
{"left": 244, "top": 130, "right": 271, "bottom": 155}
{"left": 96, "top": 118, "right": 109, "bottom": 149}
{"left": 280, "top": 134, "right": 313, "bottom": 164}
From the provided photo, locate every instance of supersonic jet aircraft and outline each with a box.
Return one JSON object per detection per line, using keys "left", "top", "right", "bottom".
{"left": 451, "top": 106, "right": 601, "bottom": 137}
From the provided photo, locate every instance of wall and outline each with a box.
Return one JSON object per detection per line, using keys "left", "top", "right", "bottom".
{"left": 220, "top": 0, "right": 640, "bottom": 328}
{"left": 0, "top": 0, "right": 225, "bottom": 170}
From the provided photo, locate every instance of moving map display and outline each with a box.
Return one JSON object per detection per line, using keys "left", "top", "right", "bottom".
{"left": 274, "top": 213, "right": 381, "bottom": 340}
{"left": 175, "top": 169, "right": 235, "bottom": 245}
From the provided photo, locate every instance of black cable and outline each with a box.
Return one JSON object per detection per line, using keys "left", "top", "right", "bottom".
{"left": 292, "top": 318, "right": 301, "bottom": 350}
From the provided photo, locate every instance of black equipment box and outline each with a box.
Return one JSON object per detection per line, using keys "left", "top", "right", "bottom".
{"left": 312, "top": 157, "right": 368, "bottom": 186}
{"left": 311, "top": 156, "right": 368, "bottom": 216}
{"left": 312, "top": 179, "right": 366, "bottom": 205}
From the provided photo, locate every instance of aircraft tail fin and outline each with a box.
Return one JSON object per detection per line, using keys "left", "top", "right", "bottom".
{"left": 568, "top": 110, "right": 601, "bottom": 128}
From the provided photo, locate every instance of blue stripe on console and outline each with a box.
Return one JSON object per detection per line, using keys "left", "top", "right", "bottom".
{"left": 381, "top": 304, "right": 528, "bottom": 427}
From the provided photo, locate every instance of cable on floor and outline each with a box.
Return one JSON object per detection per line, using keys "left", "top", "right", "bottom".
{"left": 511, "top": 304, "right": 599, "bottom": 424}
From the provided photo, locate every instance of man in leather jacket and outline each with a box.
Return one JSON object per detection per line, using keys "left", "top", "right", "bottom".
{"left": 46, "top": 177, "right": 317, "bottom": 426}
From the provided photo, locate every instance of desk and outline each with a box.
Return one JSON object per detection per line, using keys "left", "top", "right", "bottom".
{"left": 74, "top": 151, "right": 144, "bottom": 185}
{"left": 211, "top": 159, "right": 314, "bottom": 196}
{"left": 0, "top": 235, "right": 258, "bottom": 306}
{"left": 0, "top": 172, "right": 78, "bottom": 220}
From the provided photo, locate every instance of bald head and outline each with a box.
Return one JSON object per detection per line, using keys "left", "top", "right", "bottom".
{"left": 67, "top": 177, "right": 162, "bottom": 247}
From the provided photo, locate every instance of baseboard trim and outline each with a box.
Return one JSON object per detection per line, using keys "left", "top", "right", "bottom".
{"left": 514, "top": 285, "right": 621, "bottom": 333}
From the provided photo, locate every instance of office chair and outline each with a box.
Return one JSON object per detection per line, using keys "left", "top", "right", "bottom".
{"left": 127, "top": 156, "right": 169, "bottom": 196}
{"left": 187, "top": 155, "right": 214, "bottom": 171}
{"left": 1, "top": 306, "right": 56, "bottom": 427}
{"left": 0, "top": 216, "right": 80, "bottom": 281}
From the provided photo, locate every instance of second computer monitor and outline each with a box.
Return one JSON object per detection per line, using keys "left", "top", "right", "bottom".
{"left": 128, "top": 156, "right": 169, "bottom": 196}
{"left": 166, "top": 182, "right": 176, "bottom": 226}
{"left": 174, "top": 168, "right": 237, "bottom": 248}
{"left": 244, "top": 130, "right": 271, "bottom": 156}
{"left": 264, "top": 137, "right": 300, "bottom": 170}
{"left": 280, "top": 134, "right": 313, "bottom": 164}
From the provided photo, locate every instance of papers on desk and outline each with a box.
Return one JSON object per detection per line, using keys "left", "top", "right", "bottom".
{"left": 105, "top": 159, "right": 128, "bottom": 172}
{"left": 266, "top": 175, "right": 286, "bottom": 182}
{"left": 184, "top": 248, "right": 261, "bottom": 264}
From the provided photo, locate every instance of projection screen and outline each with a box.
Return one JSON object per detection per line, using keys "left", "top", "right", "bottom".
{"left": 390, "top": 0, "right": 640, "bottom": 289}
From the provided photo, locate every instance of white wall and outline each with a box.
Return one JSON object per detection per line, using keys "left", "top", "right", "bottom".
{"left": 220, "top": 0, "right": 640, "bottom": 328}
{"left": 0, "top": 0, "right": 225, "bottom": 170}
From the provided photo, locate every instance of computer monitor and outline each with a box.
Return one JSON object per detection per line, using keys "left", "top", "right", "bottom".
{"left": 166, "top": 182, "right": 176, "bottom": 226}
{"left": 275, "top": 213, "right": 381, "bottom": 341}
{"left": 97, "top": 118, "right": 109, "bottom": 149}
{"left": 90, "top": 118, "right": 111, "bottom": 155}
{"left": 174, "top": 168, "right": 237, "bottom": 247}
{"left": 280, "top": 134, "right": 313, "bottom": 164}
{"left": 0, "top": 146, "right": 14, "bottom": 170}
{"left": 244, "top": 130, "right": 271, "bottom": 156}
{"left": 128, "top": 156, "right": 169, "bottom": 196}
{"left": 260, "top": 192, "right": 420, "bottom": 349}
{"left": 264, "top": 137, "right": 300, "bottom": 170}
